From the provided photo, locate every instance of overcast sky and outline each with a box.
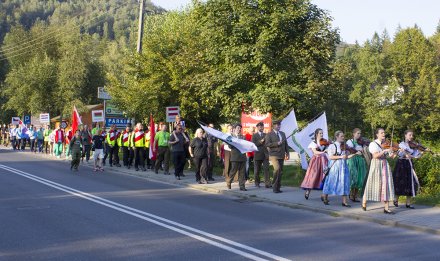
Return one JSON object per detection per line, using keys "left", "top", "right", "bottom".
{"left": 150, "top": 0, "right": 440, "bottom": 44}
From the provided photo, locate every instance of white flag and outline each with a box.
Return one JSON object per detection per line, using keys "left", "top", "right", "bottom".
{"left": 200, "top": 124, "right": 258, "bottom": 154}
{"left": 292, "top": 112, "right": 329, "bottom": 170}
{"left": 280, "top": 109, "right": 309, "bottom": 169}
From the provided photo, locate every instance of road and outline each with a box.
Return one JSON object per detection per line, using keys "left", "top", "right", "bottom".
{"left": 0, "top": 149, "right": 439, "bottom": 261}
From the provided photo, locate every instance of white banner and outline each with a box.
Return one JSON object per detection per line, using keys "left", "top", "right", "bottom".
{"left": 280, "top": 109, "right": 309, "bottom": 169}
{"left": 292, "top": 112, "right": 329, "bottom": 170}
{"left": 200, "top": 124, "right": 258, "bottom": 154}
{"left": 11, "top": 117, "right": 20, "bottom": 125}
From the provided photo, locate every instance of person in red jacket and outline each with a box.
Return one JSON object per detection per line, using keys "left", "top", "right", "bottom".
{"left": 54, "top": 126, "right": 65, "bottom": 159}
{"left": 245, "top": 127, "right": 255, "bottom": 181}
{"left": 65, "top": 128, "right": 73, "bottom": 158}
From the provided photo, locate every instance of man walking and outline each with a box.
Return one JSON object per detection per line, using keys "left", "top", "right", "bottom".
{"left": 106, "top": 124, "right": 121, "bottom": 167}
{"left": 119, "top": 125, "right": 132, "bottom": 168}
{"left": 169, "top": 124, "right": 188, "bottom": 180}
{"left": 132, "top": 123, "right": 146, "bottom": 171}
{"left": 54, "top": 125, "right": 65, "bottom": 158}
{"left": 252, "top": 122, "right": 271, "bottom": 188}
{"left": 153, "top": 122, "right": 170, "bottom": 175}
{"left": 43, "top": 125, "right": 51, "bottom": 154}
{"left": 226, "top": 124, "right": 247, "bottom": 191}
{"left": 81, "top": 125, "right": 92, "bottom": 163}
{"left": 265, "top": 121, "right": 289, "bottom": 193}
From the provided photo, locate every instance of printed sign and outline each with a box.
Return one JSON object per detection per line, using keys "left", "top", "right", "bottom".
{"left": 39, "top": 113, "right": 50, "bottom": 124}
{"left": 11, "top": 117, "right": 20, "bottom": 125}
{"left": 241, "top": 110, "right": 272, "bottom": 134}
{"left": 92, "top": 110, "right": 105, "bottom": 122}
{"left": 105, "top": 117, "right": 129, "bottom": 128}
{"left": 23, "top": 115, "right": 31, "bottom": 125}
{"left": 97, "top": 87, "right": 111, "bottom": 100}
{"left": 166, "top": 106, "right": 180, "bottom": 123}
{"left": 105, "top": 101, "right": 124, "bottom": 116}
{"left": 60, "top": 121, "right": 68, "bottom": 129}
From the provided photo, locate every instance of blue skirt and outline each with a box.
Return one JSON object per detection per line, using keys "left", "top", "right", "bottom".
{"left": 323, "top": 159, "right": 350, "bottom": 196}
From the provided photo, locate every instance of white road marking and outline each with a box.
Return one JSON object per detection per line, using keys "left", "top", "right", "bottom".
{"left": 0, "top": 164, "right": 291, "bottom": 261}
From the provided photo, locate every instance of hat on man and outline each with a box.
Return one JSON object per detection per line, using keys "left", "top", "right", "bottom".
{"left": 256, "top": 122, "right": 264, "bottom": 127}
{"left": 233, "top": 123, "right": 242, "bottom": 129}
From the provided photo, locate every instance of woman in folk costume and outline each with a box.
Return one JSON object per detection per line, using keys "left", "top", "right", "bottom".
{"left": 392, "top": 130, "right": 423, "bottom": 209}
{"left": 346, "top": 128, "right": 368, "bottom": 202}
{"left": 362, "top": 128, "right": 398, "bottom": 214}
{"left": 322, "top": 131, "right": 354, "bottom": 207}
{"left": 301, "top": 128, "right": 329, "bottom": 200}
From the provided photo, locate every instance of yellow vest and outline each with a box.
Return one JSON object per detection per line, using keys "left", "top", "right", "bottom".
{"left": 145, "top": 131, "right": 151, "bottom": 148}
{"left": 106, "top": 130, "right": 117, "bottom": 146}
{"left": 133, "top": 130, "right": 145, "bottom": 147}
{"left": 120, "top": 131, "right": 130, "bottom": 147}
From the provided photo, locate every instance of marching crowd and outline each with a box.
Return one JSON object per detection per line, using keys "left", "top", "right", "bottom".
{"left": 0, "top": 120, "right": 428, "bottom": 214}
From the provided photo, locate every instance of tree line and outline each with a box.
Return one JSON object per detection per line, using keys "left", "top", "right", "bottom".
{"left": 1, "top": 0, "right": 440, "bottom": 142}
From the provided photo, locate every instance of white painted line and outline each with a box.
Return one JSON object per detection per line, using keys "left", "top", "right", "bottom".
{"left": 0, "top": 164, "right": 291, "bottom": 261}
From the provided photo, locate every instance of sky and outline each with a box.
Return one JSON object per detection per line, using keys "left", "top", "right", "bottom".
{"left": 150, "top": 0, "right": 440, "bottom": 44}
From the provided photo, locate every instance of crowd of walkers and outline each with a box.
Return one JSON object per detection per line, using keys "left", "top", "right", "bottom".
{"left": 0, "top": 121, "right": 427, "bottom": 214}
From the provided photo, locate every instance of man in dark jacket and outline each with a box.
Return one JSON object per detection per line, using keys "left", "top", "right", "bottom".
{"left": 265, "top": 121, "right": 289, "bottom": 193}
{"left": 252, "top": 122, "right": 271, "bottom": 188}
{"left": 226, "top": 124, "right": 247, "bottom": 191}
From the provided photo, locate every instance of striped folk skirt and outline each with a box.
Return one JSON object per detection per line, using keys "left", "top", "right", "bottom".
{"left": 363, "top": 158, "right": 395, "bottom": 202}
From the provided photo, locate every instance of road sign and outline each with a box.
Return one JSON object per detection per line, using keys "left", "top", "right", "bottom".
{"left": 166, "top": 106, "right": 180, "bottom": 123}
{"left": 92, "top": 110, "right": 105, "bottom": 122}
{"left": 23, "top": 115, "right": 31, "bottom": 125}
{"left": 11, "top": 117, "right": 20, "bottom": 125}
{"left": 97, "top": 87, "right": 111, "bottom": 100}
{"left": 105, "top": 101, "right": 124, "bottom": 116}
{"left": 105, "top": 117, "right": 129, "bottom": 128}
{"left": 39, "top": 113, "right": 50, "bottom": 124}
{"left": 60, "top": 121, "right": 68, "bottom": 129}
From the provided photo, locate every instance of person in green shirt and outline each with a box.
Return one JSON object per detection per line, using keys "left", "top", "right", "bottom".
{"left": 153, "top": 122, "right": 171, "bottom": 175}
{"left": 43, "top": 125, "right": 51, "bottom": 154}
{"left": 91, "top": 123, "right": 101, "bottom": 136}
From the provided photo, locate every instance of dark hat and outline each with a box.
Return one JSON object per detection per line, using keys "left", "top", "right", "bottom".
{"left": 256, "top": 122, "right": 264, "bottom": 127}
{"left": 273, "top": 120, "right": 281, "bottom": 126}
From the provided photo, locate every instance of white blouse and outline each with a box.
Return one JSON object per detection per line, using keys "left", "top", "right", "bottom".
{"left": 346, "top": 139, "right": 363, "bottom": 151}
{"left": 308, "top": 141, "right": 326, "bottom": 151}
{"left": 368, "top": 140, "right": 382, "bottom": 154}
{"left": 327, "top": 142, "right": 340, "bottom": 156}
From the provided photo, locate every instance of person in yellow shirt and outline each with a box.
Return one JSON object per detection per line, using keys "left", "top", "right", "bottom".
{"left": 119, "top": 124, "right": 132, "bottom": 168}
{"left": 132, "top": 123, "right": 146, "bottom": 171}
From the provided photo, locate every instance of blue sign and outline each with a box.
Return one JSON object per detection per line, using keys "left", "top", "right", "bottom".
{"left": 105, "top": 117, "right": 129, "bottom": 128}
{"left": 23, "top": 115, "right": 31, "bottom": 125}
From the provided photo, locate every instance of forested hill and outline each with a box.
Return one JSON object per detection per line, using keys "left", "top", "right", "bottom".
{"left": 0, "top": 0, "right": 164, "bottom": 43}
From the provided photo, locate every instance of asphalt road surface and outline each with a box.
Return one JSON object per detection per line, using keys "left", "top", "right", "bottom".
{"left": 1, "top": 149, "right": 439, "bottom": 261}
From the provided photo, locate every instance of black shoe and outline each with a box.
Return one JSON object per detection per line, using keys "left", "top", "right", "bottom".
{"left": 393, "top": 200, "right": 399, "bottom": 207}
{"left": 116, "top": 164, "right": 121, "bottom": 167}
{"left": 255, "top": 184, "right": 260, "bottom": 188}
{"left": 181, "top": 173, "right": 186, "bottom": 177}
{"left": 154, "top": 170, "right": 158, "bottom": 174}
{"left": 142, "top": 168, "right": 147, "bottom": 171}
{"left": 274, "top": 190, "right": 283, "bottom": 193}
{"left": 265, "top": 185, "right": 272, "bottom": 188}
{"left": 110, "top": 164, "right": 113, "bottom": 167}
{"left": 70, "top": 165, "right": 73, "bottom": 171}
{"left": 323, "top": 199, "right": 329, "bottom": 205}
{"left": 362, "top": 204, "right": 367, "bottom": 211}
{"left": 406, "top": 204, "right": 415, "bottom": 209}
{"left": 240, "top": 188, "right": 247, "bottom": 191}
{"left": 135, "top": 168, "right": 139, "bottom": 171}
{"left": 321, "top": 195, "right": 325, "bottom": 202}
{"left": 208, "top": 177, "right": 215, "bottom": 181}
{"left": 384, "top": 209, "right": 395, "bottom": 214}
{"left": 305, "top": 190, "right": 310, "bottom": 200}
{"left": 227, "top": 184, "right": 231, "bottom": 189}
{"left": 198, "top": 180, "right": 203, "bottom": 184}
{"left": 175, "top": 176, "right": 180, "bottom": 180}
{"left": 127, "top": 166, "right": 131, "bottom": 169}
{"left": 342, "top": 203, "right": 351, "bottom": 208}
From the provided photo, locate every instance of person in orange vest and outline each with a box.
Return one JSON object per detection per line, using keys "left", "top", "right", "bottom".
{"left": 132, "top": 123, "right": 146, "bottom": 171}
{"left": 119, "top": 124, "right": 132, "bottom": 168}
{"left": 106, "top": 124, "right": 121, "bottom": 167}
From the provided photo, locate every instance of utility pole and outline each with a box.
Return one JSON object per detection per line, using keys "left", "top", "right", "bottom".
{"left": 136, "top": 0, "right": 145, "bottom": 54}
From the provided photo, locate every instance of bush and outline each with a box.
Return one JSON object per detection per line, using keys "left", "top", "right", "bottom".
{"left": 413, "top": 154, "right": 440, "bottom": 206}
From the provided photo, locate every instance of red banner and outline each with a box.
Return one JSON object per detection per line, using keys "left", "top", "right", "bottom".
{"left": 241, "top": 111, "right": 272, "bottom": 134}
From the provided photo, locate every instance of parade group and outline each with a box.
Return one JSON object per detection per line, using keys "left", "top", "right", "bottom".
{"left": 0, "top": 117, "right": 429, "bottom": 215}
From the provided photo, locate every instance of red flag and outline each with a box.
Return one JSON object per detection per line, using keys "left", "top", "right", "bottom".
{"left": 149, "top": 114, "right": 157, "bottom": 160}
{"left": 71, "top": 105, "right": 82, "bottom": 135}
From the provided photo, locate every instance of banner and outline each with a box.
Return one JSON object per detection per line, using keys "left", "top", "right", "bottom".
{"left": 292, "top": 112, "right": 329, "bottom": 170}
{"left": 241, "top": 111, "right": 272, "bottom": 134}
{"left": 279, "top": 109, "right": 309, "bottom": 169}
{"left": 11, "top": 117, "right": 20, "bottom": 125}
{"left": 200, "top": 123, "right": 258, "bottom": 154}
{"left": 166, "top": 106, "right": 180, "bottom": 123}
